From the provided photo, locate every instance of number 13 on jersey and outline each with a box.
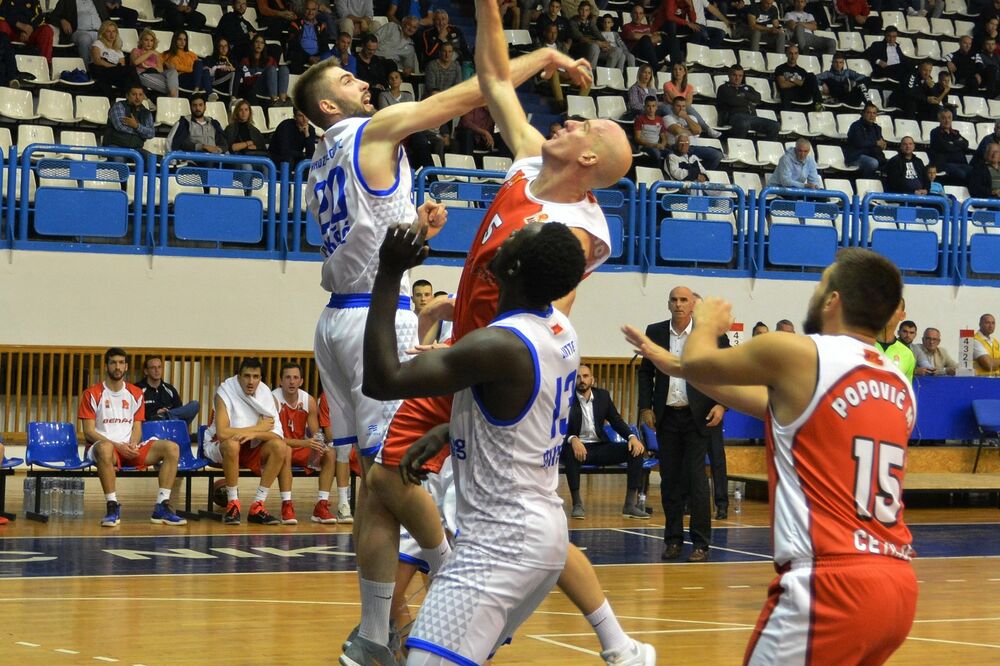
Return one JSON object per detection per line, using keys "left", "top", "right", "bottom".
{"left": 550, "top": 370, "right": 577, "bottom": 439}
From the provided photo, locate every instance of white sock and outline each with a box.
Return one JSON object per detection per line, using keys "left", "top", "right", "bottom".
{"left": 156, "top": 488, "right": 170, "bottom": 504}
{"left": 280, "top": 491, "right": 292, "bottom": 501}
{"left": 105, "top": 492, "right": 118, "bottom": 503}
{"left": 254, "top": 486, "right": 268, "bottom": 503}
{"left": 421, "top": 537, "right": 452, "bottom": 576}
{"left": 337, "top": 486, "right": 350, "bottom": 505}
{"left": 317, "top": 490, "right": 330, "bottom": 502}
{"left": 357, "top": 578, "right": 394, "bottom": 646}
{"left": 226, "top": 486, "right": 239, "bottom": 501}
{"left": 586, "top": 600, "right": 630, "bottom": 655}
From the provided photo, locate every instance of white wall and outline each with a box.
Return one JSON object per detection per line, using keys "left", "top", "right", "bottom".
{"left": 0, "top": 249, "right": 992, "bottom": 356}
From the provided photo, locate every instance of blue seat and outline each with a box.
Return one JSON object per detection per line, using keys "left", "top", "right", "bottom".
{"left": 637, "top": 424, "right": 660, "bottom": 470}
{"left": 1, "top": 456, "right": 24, "bottom": 469}
{"left": 26, "top": 422, "right": 91, "bottom": 470}
{"left": 971, "top": 399, "right": 1000, "bottom": 473}
{"left": 141, "top": 419, "right": 209, "bottom": 471}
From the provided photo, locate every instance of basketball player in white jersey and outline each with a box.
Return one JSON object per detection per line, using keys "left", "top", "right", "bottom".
{"left": 624, "top": 248, "right": 918, "bottom": 665}
{"left": 364, "top": 220, "right": 586, "bottom": 666}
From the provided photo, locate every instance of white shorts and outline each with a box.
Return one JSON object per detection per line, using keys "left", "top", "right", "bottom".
{"left": 405, "top": 545, "right": 562, "bottom": 664}
{"left": 314, "top": 297, "right": 417, "bottom": 457}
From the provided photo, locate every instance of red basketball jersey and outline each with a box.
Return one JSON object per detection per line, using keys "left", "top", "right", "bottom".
{"left": 273, "top": 388, "right": 312, "bottom": 440}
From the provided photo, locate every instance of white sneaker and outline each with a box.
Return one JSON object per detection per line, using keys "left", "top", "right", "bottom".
{"left": 337, "top": 502, "right": 354, "bottom": 524}
{"left": 602, "top": 640, "right": 656, "bottom": 666}
{"left": 706, "top": 126, "right": 722, "bottom": 139}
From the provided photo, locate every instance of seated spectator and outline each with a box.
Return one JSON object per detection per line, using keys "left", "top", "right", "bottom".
{"left": 818, "top": 54, "right": 872, "bottom": 107}
{"left": 662, "top": 97, "right": 723, "bottom": 169}
{"left": 386, "top": 0, "right": 432, "bottom": 26}
{"left": 132, "top": 29, "right": 178, "bottom": 97}
{"left": 913, "top": 327, "right": 958, "bottom": 376}
{"left": 768, "top": 138, "right": 822, "bottom": 188}
{"left": 79, "top": 347, "right": 186, "bottom": 527}
{"left": 104, "top": 0, "right": 139, "bottom": 29}
{"left": 666, "top": 134, "right": 708, "bottom": 182}
{"left": 929, "top": 109, "right": 971, "bottom": 183}
{"left": 269, "top": 107, "right": 318, "bottom": 163}
{"left": 316, "top": 389, "right": 353, "bottom": 522}
{"left": 974, "top": 314, "right": 1000, "bottom": 376}
{"left": 974, "top": 15, "right": 1000, "bottom": 53}
{"left": 977, "top": 37, "right": 1000, "bottom": 98}
{"left": 836, "top": 0, "right": 882, "bottom": 34}
{"left": 204, "top": 37, "right": 238, "bottom": 98}
{"left": 0, "top": 32, "right": 18, "bottom": 88}
{"left": 776, "top": 319, "right": 795, "bottom": 332}
{"left": 225, "top": 98, "right": 268, "bottom": 157}
{"left": 153, "top": 0, "right": 206, "bottom": 33}
{"left": 621, "top": 2, "right": 670, "bottom": 67}
{"left": 561, "top": 364, "right": 647, "bottom": 520}
{"left": 137, "top": 355, "right": 200, "bottom": 427}
{"left": 203, "top": 357, "right": 291, "bottom": 525}
{"left": 377, "top": 68, "right": 412, "bottom": 108}
{"left": 50, "top": 0, "right": 107, "bottom": 63}
{"left": 273, "top": 362, "right": 338, "bottom": 524}
{"left": 375, "top": 13, "right": 419, "bottom": 77}
{"left": 536, "top": 0, "right": 571, "bottom": 43}
{"left": 664, "top": 0, "right": 725, "bottom": 66}
{"left": 969, "top": 143, "right": 1000, "bottom": 198}
{"left": 411, "top": 279, "right": 433, "bottom": 315}
{"left": 417, "top": 8, "right": 470, "bottom": 67}
{"left": 884, "top": 136, "right": 929, "bottom": 195}
{"left": 784, "top": 0, "right": 834, "bottom": 56}
{"left": 0, "top": 0, "right": 54, "bottom": 62}
{"left": 892, "top": 60, "right": 936, "bottom": 120}
{"left": 845, "top": 103, "right": 887, "bottom": 177}
{"left": 457, "top": 104, "right": 509, "bottom": 156}
{"left": 89, "top": 20, "right": 140, "bottom": 97}
{"left": 423, "top": 41, "right": 462, "bottom": 96}
{"left": 167, "top": 94, "right": 228, "bottom": 153}
{"left": 257, "top": 0, "right": 297, "bottom": 36}
{"left": 877, "top": 299, "right": 916, "bottom": 381}
{"left": 103, "top": 84, "right": 154, "bottom": 151}
{"left": 627, "top": 63, "right": 663, "bottom": 118}
{"left": 410, "top": 87, "right": 449, "bottom": 166}
{"left": 568, "top": 1, "right": 610, "bottom": 69}
{"left": 356, "top": 33, "right": 396, "bottom": 91}
{"left": 742, "top": 0, "right": 785, "bottom": 54}
{"left": 215, "top": 0, "right": 256, "bottom": 62}
{"left": 664, "top": 62, "right": 719, "bottom": 138}
{"left": 329, "top": 30, "right": 357, "bottom": 74}
{"left": 287, "top": 0, "right": 333, "bottom": 74}
{"left": 774, "top": 43, "right": 823, "bottom": 110}
{"left": 335, "top": 0, "right": 372, "bottom": 36}
{"left": 717, "top": 65, "right": 780, "bottom": 140}
{"left": 752, "top": 321, "right": 769, "bottom": 336}
{"left": 975, "top": 119, "right": 1000, "bottom": 166}
{"left": 633, "top": 96, "right": 669, "bottom": 162}
{"left": 865, "top": 26, "right": 910, "bottom": 83}
{"left": 927, "top": 164, "right": 944, "bottom": 195}
{"left": 597, "top": 14, "right": 633, "bottom": 70}
{"left": 930, "top": 70, "right": 957, "bottom": 117}
{"left": 163, "top": 30, "right": 213, "bottom": 95}
{"left": 239, "top": 34, "right": 290, "bottom": 104}
{"left": 945, "top": 36, "right": 978, "bottom": 89}
{"left": 898, "top": 319, "right": 918, "bottom": 348}
{"left": 537, "top": 21, "right": 584, "bottom": 109}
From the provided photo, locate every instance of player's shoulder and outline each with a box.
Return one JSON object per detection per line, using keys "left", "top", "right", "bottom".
{"left": 82, "top": 383, "right": 105, "bottom": 400}
{"left": 124, "top": 383, "right": 144, "bottom": 401}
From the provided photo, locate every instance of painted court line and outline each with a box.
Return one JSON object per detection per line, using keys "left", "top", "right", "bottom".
{"left": 0, "top": 596, "right": 364, "bottom": 608}
{"left": 525, "top": 635, "right": 600, "bottom": 656}
{"left": 94, "top": 657, "right": 119, "bottom": 662}
{"left": 536, "top": 626, "right": 752, "bottom": 638}
{"left": 16, "top": 641, "right": 40, "bottom": 647}
{"left": 612, "top": 528, "right": 773, "bottom": 559}
{"left": 634, "top": 588, "right": 657, "bottom": 591}
{"left": 907, "top": 636, "right": 1000, "bottom": 650}
{"left": 54, "top": 648, "right": 80, "bottom": 654}
{"left": 912, "top": 616, "right": 1000, "bottom": 624}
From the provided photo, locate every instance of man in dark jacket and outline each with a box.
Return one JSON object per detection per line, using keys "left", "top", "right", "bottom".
{"left": 103, "top": 84, "right": 155, "bottom": 151}
{"left": 268, "top": 107, "right": 317, "bottom": 164}
{"left": 945, "top": 35, "right": 979, "bottom": 89}
{"left": 286, "top": 0, "right": 332, "bottom": 73}
{"left": 892, "top": 60, "right": 936, "bottom": 120}
{"left": 845, "top": 103, "right": 887, "bottom": 177}
{"left": 167, "top": 95, "right": 228, "bottom": 153}
{"left": 136, "top": 355, "right": 200, "bottom": 426}
{"left": 215, "top": 0, "right": 256, "bottom": 61}
{"left": 969, "top": 142, "right": 1000, "bottom": 198}
{"left": 716, "top": 64, "right": 780, "bottom": 139}
{"left": 562, "top": 364, "right": 648, "bottom": 520}
{"left": 884, "top": 136, "right": 929, "bottom": 195}
{"left": 864, "top": 25, "right": 910, "bottom": 82}
{"left": 929, "top": 109, "right": 971, "bottom": 183}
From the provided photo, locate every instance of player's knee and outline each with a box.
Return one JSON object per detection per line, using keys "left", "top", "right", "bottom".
{"left": 220, "top": 438, "right": 240, "bottom": 457}
{"left": 92, "top": 441, "right": 114, "bottom": 465}
{"left": 366, "top": 462, "right": 395, "bottom": 495}
{"left": 321, "top": 448, "right": 336, "bottom": 466}
{"left": 161, "top": 439, "right": 180, "bottom": 462}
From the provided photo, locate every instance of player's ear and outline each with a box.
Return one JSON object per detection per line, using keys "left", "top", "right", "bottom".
{"left": 319, "top": 98, "right": 339, "bottom": 116}
{"left": 578, "top": 150, "right": 598, "bottom": 168}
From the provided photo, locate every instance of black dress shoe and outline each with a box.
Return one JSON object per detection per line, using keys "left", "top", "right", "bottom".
{"left": 687, "top": 547, "right": 710, "bottom": 563}
{"left": 661, "top": 543, "right": 682, "bottom": 560}
{"left": 716, "top": 508, "right": 728, "bottom": 520}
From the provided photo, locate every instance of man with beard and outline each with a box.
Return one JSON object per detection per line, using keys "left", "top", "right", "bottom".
{"left": 624, "top": 247, "right": 918, "bottom": 665}
{"left": 167, "top": 94, "right": 227, "bottom": 154}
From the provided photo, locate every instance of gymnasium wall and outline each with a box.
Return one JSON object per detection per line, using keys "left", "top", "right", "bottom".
{"left": 0, "top": 250, "right": 992, "bottom": 356}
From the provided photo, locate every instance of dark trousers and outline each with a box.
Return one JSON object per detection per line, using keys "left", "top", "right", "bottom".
{"left": 154, "top": 0, "right": 207, "bottom": 32}
{"left": 778, "top": 74, "right": 823, "bottom": 109}
{"left": 108, "top": 5, "right": 140, "bottom": 28}
{"left": 562, "top": 440, "right": 645, "bottom": 497}
{"left": 658, "top": 406, "right": 711, "bottom": 549}
{"left": 707, "top": 426, "right": 727, "bottom": 510}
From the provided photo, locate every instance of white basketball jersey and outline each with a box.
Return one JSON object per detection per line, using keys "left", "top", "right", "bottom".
{"left": 306, "top": 116, "right": 415, "bottom": 296}
{"left": 449, "top": 307, "right": 579, "bottom": 569}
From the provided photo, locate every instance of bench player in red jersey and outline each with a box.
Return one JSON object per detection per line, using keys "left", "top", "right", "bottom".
{"left": 625, "top": 247, "right": 918, "bottom": 665}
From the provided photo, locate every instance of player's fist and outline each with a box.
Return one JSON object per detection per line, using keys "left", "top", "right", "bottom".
{"left": 415, "top": 201, "right": 448, "bottom": 239}
{"left": 693, "top": 297, "right": 734, "bottom": 337}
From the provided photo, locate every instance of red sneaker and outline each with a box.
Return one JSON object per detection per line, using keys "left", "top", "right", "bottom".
{"left": 280, "top": 499, "right": 298, "bottom": 525}
{"left": 248, "top": 501, "right": 279, "bottom": 525}
{"left": 0, "top": 516, "right": 9, "bottom": 525}
{"left": 310, "top": 499, "right": 338, "bottom": 524}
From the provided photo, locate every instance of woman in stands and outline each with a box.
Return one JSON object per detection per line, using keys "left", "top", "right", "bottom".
{"left": 224, "top": 99, "right": 268, "bottom": 159}
{"left": 239, "top": 34, "right": 290, "bottom": 106}
{"left": 89, "top": 20, "right": 140, "bottom": 97}
{"left": 627, "top": 63, "right": 663, "bottom": 118}
{"left": 163, "top": 30, "right": 213, "bottom": 97}
{"left": 663, "top": 62, "right": 719, "bottom": 138}
{"left": 204, "top": 38, "right": 237, "bottom": 100}
{"left": 131, "top": 29, "right": 178, "bottom": 98}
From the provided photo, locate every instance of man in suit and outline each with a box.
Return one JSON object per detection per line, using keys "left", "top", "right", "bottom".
{"left": 562, "top": 364, "right": 647, "bottom": 520}
{"left": 637, "top": 285, "right": 729, "bottom": 563}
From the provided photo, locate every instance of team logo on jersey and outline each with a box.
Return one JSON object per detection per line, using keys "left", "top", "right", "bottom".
{"left": 122, "top": 399, "right": 130, "bottom": 408}
{"left": 524, "top": 213, "right": 549, "bottom": 225}
{"left": 104, "top": 400, "right": 111, "bottom": 408}
{"left": 551, "top": 323, "right": 563, "bottom": 336}
{"left": 863, "top": 349, "right": 884, "bottom": 366}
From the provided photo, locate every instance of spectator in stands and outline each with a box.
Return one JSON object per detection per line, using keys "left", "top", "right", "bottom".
{"left": 287, "top": 0, "right": 333, "bottom": 73}
{"left": 204, "top": 37, "right": 237, "bottom": 98}
{"left": 664, "top": 62, "right": 719, "bottom": 138}
{"left": 974, "top": 15, "right": 1000, "bottom": 53}
{"left": 376, "top": 70, "right": 437, "bottom": 167}
{"left": 376, "top": 67, "right": 411, "bottom": 108}
{"left": 563, "top": 364, "right": 648, "bottom": 520}
{"left": 79, "top": 347, "right": 186, "bottom": 527}
{"left": 666, "top": 134, "right": 708, "bottom": 182}
{"left": 168, "top": 94, "right": 228, "bottom": 153}
{"left": 974, "top": 314, "right": 1000, "bottom": 376}
{"left": 627, "top": 63, "right": 663, "bottom": 118}
{"left": 634, "top": 95, "right": 669, "bottom": 162}
{"left": 50, "top": 0, "right": 107, "bottom": 63}
{"left": 498, "top": 0, "right": 519, "bottom": 28}
{"left": 913, "top": 327, "right": 957, "bottom": 376}
{"left": 104, "top": 0, "right": 138, "bottom": 29}
{"left": 272, "top": 362, "right": 339, "bottom": 524}
{"left": 537, "top": 21, "right": 584, "bottom": 109}
{"left": 836, "top": 0, "right": 881, "bottom": 34}
{"left": 375, "top": 13, "right": 419, "bottom": 76}
{"left": 898, "top": 319, "right": 917, "bottom": 348}
{"left": 662, "top": 97, "right": 723, "bottom": 169}
{"left": 598, "top": 14, "right": 633, "bottom": 69}
{"left": 568, "top": 1, "right": 613, "bottom": 69}
{"left": 536, "top": 0, "right": 571, "bottom": 42}
{"left": 818, "top": 54, "right": 871, "bottom": 107}
{"left": 845, "top": 103, "right": 887, "bottom": 178}
{"left": 329, "top": 30, "right": 356, "bottom": 73}
{"left": 204, "top": 357, "right": 290, "bottom": 525}
{"left": 269, "top": 107, "right": 317, "bottom": 163}
{"left": 137, "top": 355, "right": 200, "bottom": 426}
{"left": 742, "top": 0, "right": 785, "bottom": 54}
{"left": 970, "top": 142, "right": 1000, "bottom": 199}
{"left": 258, "top": 0, "right": 297, "bottom": 36}
{"left": 215, "top": 0, "right": 256, "bottom": 62}
{"left": 877, "top": 299, "right": 915, "bottom": 381}
{"left": 930, "top": 70, "right": 957, "bottom": 117}
{"left": 0, "top": 32, "right": 19, "bottom": 88}
{"left": 103, "top": 84, "right": 154, "bottom": 152}
{"left": 784, "top": 0, "right": 834, "bottom": 56}
{"left": 893, "top": 59, "right": 936, "bottom": 119}
{"left": 0, "top": 0, "right": 54, "bottom": 62}
{"left": 153, "top": 0, "right": 206, "bottom": 33}
{"left": 975, "top": 120, "right": 1000, "bottom": 166}
{"left": 163, "top": 30, "right": 213, "bottom": 96}
{"left": 752, "top": 321, "right": 769, "bottom": 336}
{"left": 717, "top": 64, "right": 780, "bottom": 140}
{"left": 423, "top": 41, "right": 462, "bottom": 96}
{"left": 945, "top": 35, "right": 978, "bottom": 90}
{"left": 774, "top": 44, "right": 823, "bottom": 110}
{"left": 335, "top": 0, "right": 372, "bottom": 36}
{"left": 356, "top": 33, "right": 396, "bottom": 90}
{"left": 926, "top": 164, "right": 944, "bottom": 195}
{"left": 239, "top": 33, "right": 290, "bottom": 104}
{"left": 89, "top": 20, "right": 140, "bottom": 96}
{"left": 663, "top": 0, "right": 725, "bottom": 66}
{"left": 418, "top": 8, "right": 470, "bottom": 67}
{"left": 884, "top": 136, "right": 929, "bottom": 195}
{"left": 457, "top": 104, "right": 509, "bottom": 156}
{"left": 865, "top": 26, "right": 909, "bottom": 83}
{"left": 977, "top": 37, "right": 1000, "bottom": 98}
{"left": 387, "top": 0, "right": 432, "bottom": 25}
{"left": 132, "top": 29, "right": 179, "bottom": 96}
{"left": 622, "top": 2, "right": 670, "bottom": 68}
{"left": 225, "top": 98, "right": 268, "bottom": 157}
{"left": 929, "top": 109, "right": 971, "bottom": 183}
{"left": 776, "top": 319, "right": 795, "bottom": 332}
{"left": 768, "top": 138, "right": 822, "bottom": 189}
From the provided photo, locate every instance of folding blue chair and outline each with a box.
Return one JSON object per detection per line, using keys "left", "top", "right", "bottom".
{"left": 971, "top": 400, "right": 1000, "bottom": 473}
{"left": 142, "top": 419, "right": 208, "bottom": 520}
{"left": 25, "top": 422, "right": 91, "bottom": 522}
{"left": 1, "top": 451, "right": 23, "bottom": 521}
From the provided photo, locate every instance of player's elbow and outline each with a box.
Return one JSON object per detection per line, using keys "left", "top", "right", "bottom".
{"left": 362, "top": 375, "right": 397, "bottom": 401}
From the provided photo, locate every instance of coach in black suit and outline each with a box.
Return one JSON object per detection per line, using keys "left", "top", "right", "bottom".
{"left": 637, "top": 286, "right": 730, "bottom": 563}
{"left": 562, "top": 364, "right": 647, "bottom": 520}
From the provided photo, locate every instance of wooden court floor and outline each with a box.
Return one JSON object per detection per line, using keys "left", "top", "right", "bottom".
{"left": 1, "top": 474, "right": 998, "bottom": 665}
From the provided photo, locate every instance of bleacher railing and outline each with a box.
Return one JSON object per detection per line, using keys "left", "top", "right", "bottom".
{"left": 860, "top": 192, "right": 953, "bottom": 279}
{"left": 957, "top": 197, "right": 1000, "bottom": 284}
{"left": 756, "top": 186, "right": 853, "bottom": 276}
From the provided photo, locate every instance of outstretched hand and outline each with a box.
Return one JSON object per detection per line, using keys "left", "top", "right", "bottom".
{"left": 622, "top": 325, "right": 676, "bottom": 370}
{"left": 379, "top": 223, "right": 429, "bottom": 275}
{"left": 542, "top": 52, "right": 593, "bottom": 90}
{"left": 693, "top": 297, "right": 734, "bottom": 337}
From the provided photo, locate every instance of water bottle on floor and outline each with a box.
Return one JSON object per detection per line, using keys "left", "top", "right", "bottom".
{"left": 22, "top": 477, "right": 35, "bottom": 515}
{"left": 40, "top": 478, "right": 52, "bottom": 514}
{"left": 73, "top": 478, "right": 85, "bottom": 517}
{"left": 733, "top": 490, "right": 743, "bottom": 516}
{"left": 51, "top": 478, "right": 63, "bottom": 516}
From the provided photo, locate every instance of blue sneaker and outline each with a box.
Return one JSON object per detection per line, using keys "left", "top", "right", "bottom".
{"left": 101, "top": 501, "right": 121, "bottom": 527}
{"left": 150, "top": 501, "right": 187, "bottom": 526}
